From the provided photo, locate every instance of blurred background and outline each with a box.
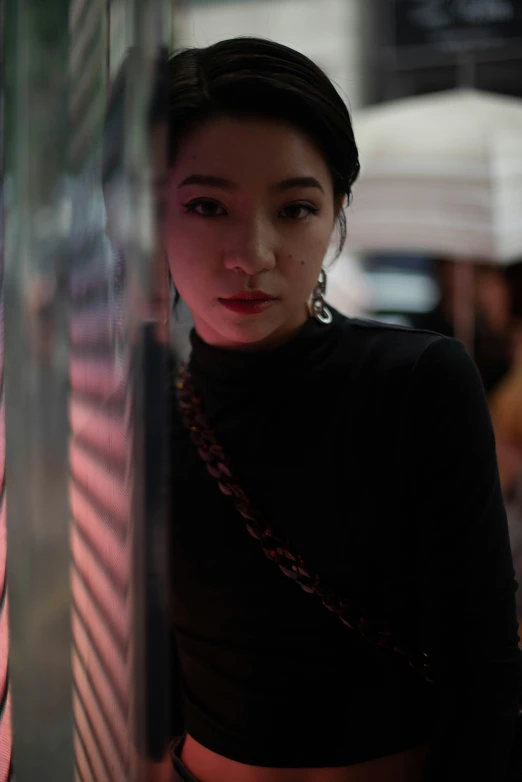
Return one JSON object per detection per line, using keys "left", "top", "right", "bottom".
{"left": 1, "top": 0, "right": 522, "bottom": 779}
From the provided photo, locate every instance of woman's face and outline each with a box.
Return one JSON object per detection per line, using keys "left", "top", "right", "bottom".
{"left": 160, "top": 116, "right": 340, "bottom": 350}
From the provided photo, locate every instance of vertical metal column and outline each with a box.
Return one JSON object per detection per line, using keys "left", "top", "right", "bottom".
{"left": 0, "top": 1, "right": 13, "bottom": 775}
{"left": 4, "top": 0, "right": 74, "bottom": 778}
{"left": 0, "top": 187, "right": 12, "bottom": 782}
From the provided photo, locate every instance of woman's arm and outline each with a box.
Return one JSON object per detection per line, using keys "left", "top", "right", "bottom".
{"left": 405, "top": 337, "right": 522, "bottom": 782}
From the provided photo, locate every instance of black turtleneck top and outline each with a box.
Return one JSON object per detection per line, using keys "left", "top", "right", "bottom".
{"left": 169, "top": 306, "right": 522, "bottom": 781}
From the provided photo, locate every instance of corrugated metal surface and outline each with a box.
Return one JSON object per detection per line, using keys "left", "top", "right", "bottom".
{"left": 69, "top": 242, "right": 132, "bottom": 782}
{"left": 69, "top": 3, "right": 172, "bottom": 778}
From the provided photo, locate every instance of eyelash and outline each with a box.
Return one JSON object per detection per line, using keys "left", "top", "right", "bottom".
{"left": 182, "top": 198, "right": 320, "bottom": 221}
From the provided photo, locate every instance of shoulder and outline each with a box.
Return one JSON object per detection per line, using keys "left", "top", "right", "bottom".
{"left": 332, "top": 313, "right": 495, "bottom": 464}
{"left": 331, "top": 309, "right": 470, "bottom": 390}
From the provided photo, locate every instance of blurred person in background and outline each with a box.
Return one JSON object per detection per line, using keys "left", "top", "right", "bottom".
{"left": 489, "top": 261, "right": 522, "bottom": 623}
{"left": 111, "top": 38, "right": 521, "bottom": 782}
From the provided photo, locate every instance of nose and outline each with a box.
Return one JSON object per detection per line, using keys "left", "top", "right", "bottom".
{"left": 222, "top": 218, "right": 276, "bottom": 276}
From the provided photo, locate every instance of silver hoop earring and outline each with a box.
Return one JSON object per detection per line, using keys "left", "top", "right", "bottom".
{"left": 308, "top": 268, "right": 333, "bottom": 324}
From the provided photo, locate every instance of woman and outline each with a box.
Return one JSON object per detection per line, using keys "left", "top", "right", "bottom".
{"left": 148, "top": 38, "right": 522, "bottom": 781}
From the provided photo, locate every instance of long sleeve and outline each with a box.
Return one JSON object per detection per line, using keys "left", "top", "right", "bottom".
{"left": 404, "top": 337, "right": 522, "bottom": 782}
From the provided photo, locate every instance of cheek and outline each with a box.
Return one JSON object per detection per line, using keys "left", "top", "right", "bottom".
{"left": 280, "top": 228, "right": 331, "bottom": 280}
{"left": 162, "top": 217, "right": 217, "bottom": 283}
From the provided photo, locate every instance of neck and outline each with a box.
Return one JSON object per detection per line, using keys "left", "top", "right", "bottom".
{"left": 193, "top": 305, "right": 311, "bottom": 353}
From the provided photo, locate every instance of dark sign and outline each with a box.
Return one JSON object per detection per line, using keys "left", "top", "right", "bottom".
{"left": 395, "top": 0, "right": 522, "bottom": 51}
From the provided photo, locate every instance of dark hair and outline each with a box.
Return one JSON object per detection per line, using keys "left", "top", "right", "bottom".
{"left": 103, "top": 39, "right": 360, "bottom": 309}
{"left": 161, "top": 37, "right": 360, "bottom": 257}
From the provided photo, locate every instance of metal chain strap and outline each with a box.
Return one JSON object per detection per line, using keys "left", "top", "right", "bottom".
{"left": 175, "top": 363, "right": 434, "bottom": 686}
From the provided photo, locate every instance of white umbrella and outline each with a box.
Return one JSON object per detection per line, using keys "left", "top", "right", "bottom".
{"left": 346, "top": 88, "right": 522, "bottom": 350}
{"left": 348, "top": 88, "right": 522, "bottom": 263}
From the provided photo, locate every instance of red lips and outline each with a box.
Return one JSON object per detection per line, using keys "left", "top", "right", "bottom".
{"left": 218, "top": 293, "right": 277, "bottom": 315}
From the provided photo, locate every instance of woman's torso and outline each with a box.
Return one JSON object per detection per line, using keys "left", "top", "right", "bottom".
{"left": 170, "top": 312, "right": 441, "bottom": 771}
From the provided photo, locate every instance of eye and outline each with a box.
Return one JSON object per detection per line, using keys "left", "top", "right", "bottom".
{"left": 183, "top": 198, "right": 227, "bottom": 217}
{"left": 280, "top": 202, "right": 319, "bottom": 221}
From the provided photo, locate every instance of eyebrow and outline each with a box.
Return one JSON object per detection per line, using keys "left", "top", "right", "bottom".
{"left": 177, "top": 174, "right": 325, "bottom": 194}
